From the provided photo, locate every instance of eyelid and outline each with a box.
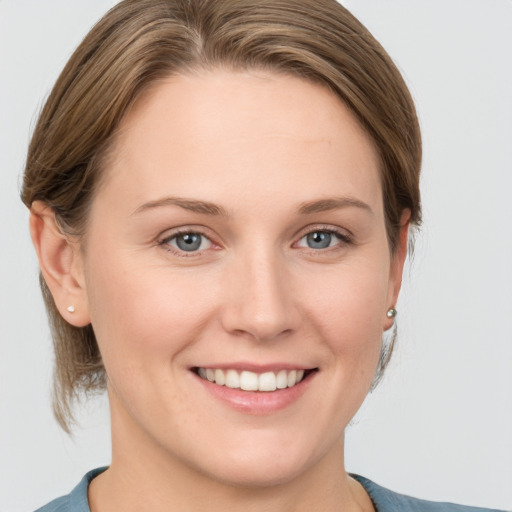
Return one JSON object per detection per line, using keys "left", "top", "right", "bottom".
{"left": 295, "top": 224, "right": 353, "bottom": 241}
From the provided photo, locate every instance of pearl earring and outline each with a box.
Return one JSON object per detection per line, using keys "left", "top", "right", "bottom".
{"left": 67, "top": 305, "right": 75, "bottom": 313}
{"left": 386, "top": 307, "right": 397, "bottom": 319}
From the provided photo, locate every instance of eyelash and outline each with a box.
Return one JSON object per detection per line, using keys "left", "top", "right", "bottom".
{"left": 158, "top": 225, "right": 353, "bottom": 257}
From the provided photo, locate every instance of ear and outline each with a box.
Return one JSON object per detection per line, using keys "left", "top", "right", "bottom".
{"left": 29, "top": 201, "right": 91, "bottom": 327}
{"left": 384, "top": 209, "right": 411, "bottom": 331}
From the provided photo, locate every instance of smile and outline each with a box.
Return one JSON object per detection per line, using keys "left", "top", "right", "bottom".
{"left": 195, "top": 367, "right": 310, "bottom": 392}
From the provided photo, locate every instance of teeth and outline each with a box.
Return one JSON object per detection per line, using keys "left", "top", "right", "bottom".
{"left": 259, "top": 371, "right": 276, "bottom": 391}
{"left": 214, "top": 369, "right": 225, "bottom": 386}
{"left": 197, "top": 368, "right": 308, "bottom": 391}
{"left": 276, "top": 369, "right": 288, "bottom": 389}
{"left": 287, "top": 370, "right": 297, "bottom": 387}
{"left": 240, "top": 371, "right": 258, "bottom": 391}
{"left": 225, "top": 369, "right": 239, "bottom": 389}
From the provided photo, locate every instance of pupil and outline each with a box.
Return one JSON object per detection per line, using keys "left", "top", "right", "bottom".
{"left": 177, "top": 233, "right": 201, "bottom": 251}
{"left": 307, "top": 231, "right": 331, "bottom": 249}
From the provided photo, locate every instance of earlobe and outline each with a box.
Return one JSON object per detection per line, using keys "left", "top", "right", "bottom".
{"left": 29, "top": 201, "right": 91, "bottom": 327}
{"left": 384, "top": 210, "right": 411, "bottom": 330}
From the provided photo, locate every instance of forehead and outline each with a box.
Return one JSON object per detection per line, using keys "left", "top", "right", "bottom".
{"left": 98, "top": 69, "right": 382, "bottom": 213}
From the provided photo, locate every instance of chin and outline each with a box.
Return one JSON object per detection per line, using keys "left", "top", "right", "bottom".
{"left": 198, "top": 453, "right": 310, "bottom": 489}
{"left": 182, "top": 429, "right": 333, "bottom": 489}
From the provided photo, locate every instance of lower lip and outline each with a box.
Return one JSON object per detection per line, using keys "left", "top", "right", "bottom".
{"left": 193, "top": 372, "right": 315, "bottom": 414}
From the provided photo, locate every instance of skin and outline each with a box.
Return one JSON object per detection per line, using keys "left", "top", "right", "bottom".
{"left": 30, "top": 69, "right": 409, "bottom": 512}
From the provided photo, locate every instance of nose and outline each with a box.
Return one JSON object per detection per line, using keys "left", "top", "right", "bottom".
{"left": 220, "top": 247, "right": 301, "bottom": 342}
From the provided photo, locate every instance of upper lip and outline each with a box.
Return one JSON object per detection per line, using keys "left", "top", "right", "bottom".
{"left": 191, "top": 362, "right": 317, "bottom": 373}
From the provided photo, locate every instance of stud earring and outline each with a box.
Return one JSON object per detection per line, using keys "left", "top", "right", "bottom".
{"left": 67, "top": 305, "right": 75, "bottom": 313}
{"left": 386, "top": 307, "right": 397, "bottom": 319}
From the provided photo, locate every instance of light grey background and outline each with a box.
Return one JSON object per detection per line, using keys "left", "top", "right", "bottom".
{"left": 1, "top": 1, "right": 511, "bottom": 510}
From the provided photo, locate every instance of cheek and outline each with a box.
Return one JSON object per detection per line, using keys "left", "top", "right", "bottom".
{"left": 306, "top": 260, "right": 389, "bottom": 332}
{"left": 300, "top": 257, "right": 390, "bottom": 373}
{"left": 84, "top": 251, "right": 221, "bottom": 375}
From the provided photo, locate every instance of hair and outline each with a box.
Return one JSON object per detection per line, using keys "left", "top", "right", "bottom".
{"left": 21, "top": 0, "right": 422, "bottom": 431}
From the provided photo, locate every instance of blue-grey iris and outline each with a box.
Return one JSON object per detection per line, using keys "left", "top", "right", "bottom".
{"left": 176, "top": 233, "right": 202, "bottom": 251}
{"left": 307, "top": 231, "right": 332, "bottom": 249}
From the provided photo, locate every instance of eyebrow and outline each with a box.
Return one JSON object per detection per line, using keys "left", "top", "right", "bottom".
{"left": 132, "top": 197, "right": 228, "bottom": 216}
{"left": 132, "top": 195, "right": 372, "bottom": 217}
{"left": 297, "top": 197, "right": 373, "bottom": 215}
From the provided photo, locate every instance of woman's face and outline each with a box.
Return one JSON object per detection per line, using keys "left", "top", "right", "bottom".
{"left": 77, "top": 70, "right": 406, "bottom": 486}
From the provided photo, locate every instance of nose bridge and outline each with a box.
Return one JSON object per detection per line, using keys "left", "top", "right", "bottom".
{"left": 221, "top": 242, "right": 299, "bottom": 341}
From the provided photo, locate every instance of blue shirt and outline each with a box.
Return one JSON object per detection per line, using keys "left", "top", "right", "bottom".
{"left": 35, "top": 467, "right": 505, "bottom": 512}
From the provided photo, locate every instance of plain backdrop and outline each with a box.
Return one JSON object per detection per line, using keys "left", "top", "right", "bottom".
{"left": 1, "top": 1, "right": 511, "bottom": 510}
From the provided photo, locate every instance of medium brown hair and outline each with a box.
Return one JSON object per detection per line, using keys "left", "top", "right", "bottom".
{"left": 21, "top": 0, "right": 421, "bottom": 431}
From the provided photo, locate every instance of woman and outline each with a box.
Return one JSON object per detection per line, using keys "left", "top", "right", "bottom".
{"left": 14, "top": 0, "right": 508, "bottom": 510}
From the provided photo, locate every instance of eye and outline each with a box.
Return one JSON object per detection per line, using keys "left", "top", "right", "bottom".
{"left": 296, "top": 229, "right": 347, "bottom": 250}
{"left": 162, "top": 231, "right": 212, "bottom": 253}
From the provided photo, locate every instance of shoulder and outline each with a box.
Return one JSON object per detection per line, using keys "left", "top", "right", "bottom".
{"left": 34, "top": 468, "right": 107, "bottom": 512}
{"left": 35, "top": 495, "right": 70, "bottom": 512}
{"left": 352, "top": 474, "right": 506, "bottom": 512}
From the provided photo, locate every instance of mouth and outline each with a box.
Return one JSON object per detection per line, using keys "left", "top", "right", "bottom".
{"left": 193, "top": 367, "right": 318, "bottom": 392}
